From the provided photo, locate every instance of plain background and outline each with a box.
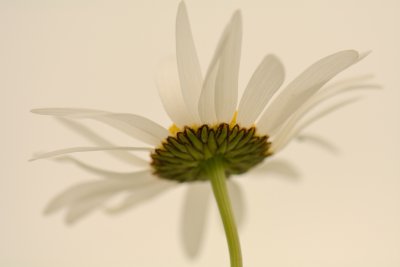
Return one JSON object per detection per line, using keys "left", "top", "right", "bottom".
{"left": 1, "top": 0, "right": 399, "bottom": 266}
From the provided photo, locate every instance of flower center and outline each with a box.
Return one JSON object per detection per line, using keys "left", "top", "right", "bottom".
{"left": 151, "top": 123, "right": 271, "bottom": 182}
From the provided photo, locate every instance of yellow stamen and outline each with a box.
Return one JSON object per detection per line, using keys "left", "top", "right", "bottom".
{"left": 169, "top": 111, "right": 238, "bottom": 136}
{"left": 230, "top": 111, "right": 238, "bottom": 128}
{"left": 168, "top": 124, "right": 181, "bottom": 135}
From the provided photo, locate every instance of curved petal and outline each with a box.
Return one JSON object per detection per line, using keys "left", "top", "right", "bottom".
{"left": 198, "top": 60, "right": 219, "bottom": 124}
{"left": 66, "top": 195, "right": 109, "bottom": 224}
{"left": 156, "top": 57, "right": 193, "bottom": 127}
{"left": 54, "top": 156, "right": 150, "bottom": 179}
{"left": 250, "top": 159, "right": 300, "bottom": 180}
{"left": 215, "top": 11, "right": 242, "bottom": 122}
{"left": 180, "top": 183, "right": 210, "bottom": 258}
{"left": 257, "top": 50, "right": 361, "bottom": 136}
{"left": 318, "top": 83, "right": 381, "bottom": 103}
{"left": 44, "top": 170, "right": 155, "bottom": 215}
{"left": 296, "top": 98, "right": 362, "bottom": 136}
{"left": 227, "top": 179, "right": 246, "bottom": 228}
{"left": 104, "top": 180, "right": 176, "bottom": 214}
{"left": 319, "top": 74, "right": 374, "bottom": 91}
{"left": 30, "top": 146, "right": 152, "bottom": 161}
{"left": 237, "top": 54, "right": 285, "bottom": 127}
{"left": 32, "top": 108, "right": 169, "bottom": 146}
{"left": 296, "top": 134, "right": 340, "bottom": 155}
{"left": 176, "top": 2, "right": 203, "bottom": 123}
{"left": 198, "top": 11, "right": 238, "bottom": 124}
{"left": 269, "top": 81, "right": 380, "bottom": 152}
{"left": 271, "top": 98, "right": 360, "bottom": 152}
{"left": 101, "top": 113, "right": 168, "bottom": 145}
{"left": 57, "top": 118, "right": 148, "bottom": 166}
{"left": 31, "top": 108, "right": 108, "bottom": 117}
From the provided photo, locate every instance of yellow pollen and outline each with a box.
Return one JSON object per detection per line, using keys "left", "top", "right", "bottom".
{"left": 168, "top": 124, "right": 181, "bottom": 135}
{"left": 230, "top": 111, "right": 238, "bottom": 128}
{"left": 168, "top": 111, "right": 238, "bottom": 136}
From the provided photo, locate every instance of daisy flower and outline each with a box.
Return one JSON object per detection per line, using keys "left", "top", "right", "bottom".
{"left": 32, "top": 2, "right": 378, "bottom": 267}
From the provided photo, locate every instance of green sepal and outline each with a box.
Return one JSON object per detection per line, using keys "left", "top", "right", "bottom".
{"left": 151, "top": 123, "right": 271, "bottom": 182}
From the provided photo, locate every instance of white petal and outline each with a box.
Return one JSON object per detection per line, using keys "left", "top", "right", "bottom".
{"left": 318, "top": 83, "right": 381, "bottom": 102}
{"left": 105, "top": 180, "right": 175, "bottom": 213}
{"left": 257, "top": 50, "right": 360, "bottom": 136}
{"left": 296, "top": 134, "right": 339, "bottom": 155}
{"left": 44, "top": 170, "right": 154, "bottom": 215}
{"left": 215, "top": 11, "right": 242, "bottom": 122}
{"left": 32, "top": 108, "right": 169, "bottom": 145}
{"left": 269, "top": 82, "right": 380, "bottom": 149}
{"left": 66, "top": 195, "right": 109, "bottom": 224}
{"left": 54, "top": 156, "right": 150, "bottom": 179}
{"left": 101, "top": 113, "right": 168, "bottom": 145}
{"left": 66, "top": 179, "right": 171, "bottom": 224}
{"left": 198, "top": 12, "right": 236, "bottom": 124}
{"left": 249, "top": 159, "right": 300, "bottom": 180}
{"left": 358, "top": 50, "right": 371, "bottom": 61}
{"left": 227, "top": 179, "right": 245, "bottom": 228}
{"left": 180, "top": 183, "right": 210, "bottom": 258}
{"left": 176, "top": 2, "right": 203, "bottom": 123}
{"left": 198, "top": 61, "right": 219, "bottom": 124}
{"left": 269, "top": 77, "right": 379, "bottom": 152}
{"left": 275, "top": 82, "right": 379, "bottom": 142}
{"left": 297, "top": 98, "right": 362, "bottom": 136}
{"left": 237, "top": 55, "right": 285, "bottom": 127}
{"left": 271, "top": 98, "right": 360, "bottom": 152}
{"left": 320, "top": 74, "right": 374, "bottom": 91}
{"left": 155, "top": 57, "right": 193, "bottom": 127}
{"left": 30, "top": 146, "right": 152, "bottom": 161}
{"left": 31, "top": 108, "right": 108, "bottom": 117}
{"left": 57, "top": 118, "right": 149, "bottom": 166}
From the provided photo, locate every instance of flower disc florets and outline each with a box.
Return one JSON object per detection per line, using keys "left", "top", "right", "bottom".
{"left": 151, "top": 123, "right": 271, "bottom": 182}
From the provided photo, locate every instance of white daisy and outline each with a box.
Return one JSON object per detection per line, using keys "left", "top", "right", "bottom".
{"left": 31, "top": 2, "right": 378, "bottom": 266}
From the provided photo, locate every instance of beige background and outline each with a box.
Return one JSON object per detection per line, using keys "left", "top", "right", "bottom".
{"left": 1, "top": 0, "right": 399, "bottom": 266}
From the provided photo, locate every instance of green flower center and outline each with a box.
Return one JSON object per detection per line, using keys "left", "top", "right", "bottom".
{"left": 151, "top": 123, "right": 271, "bottom": 182}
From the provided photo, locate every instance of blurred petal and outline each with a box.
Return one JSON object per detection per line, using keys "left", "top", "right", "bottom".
{"left": 215, "top": 11, "right": 242, "bottom": 122}
{"left": 105, "top": 180, "right": 176, "bottom": 214}
{"left": 180, "top": 183, "right": 211, "bottom": 258}
{"left": 54, "top": 156, "right": 149, "bottom": 179}
{"left": 237, "top": 55, "right": 285, "bottom": 127}
{"left": 227, "top": 179, "right": 246, "bottom": 228}
{"left": 176, "top": 1, "right": 203, "bottom": 123}
{"left": 31, "top": 108, "right": 107, "bottom": 117}
{"left": 296, "top": 134, "right": 340, "bottom": 155}
{"left": 257, "top": 50, "right": 361, "bottom": 136}
{"left": 250, "top": 159, "right": 300, "bottom": 180}
{"left": 268, "top": 79, "right": 380, "bottom": 152}
{"left": 102, "top": 113, "right": 168, "bottom": 145}
{"left": 271, "top": 98, "right": 361, "bottom": 152}
{"left": 57, "top": 118, "right": 148, "bottom": 166}
{"left": 156, "top": 57, "right": 193, "bottom": 127}
{"left": 32, "top": 108, "right": 168, "bottom": 146}
{"left": 44, "top": 170, "right": 154, "bottom": 215}
{"left": 198, "top": 12, "right": 236, "bottom": 124}
{"left": 297, "top": 98, "right": 362, "bottom": 135}
{"left": 66, "top": 195, "right": 109, "bottom": 224}
{"left": 198, "top": 60, "right": 219, "bottom": 124}
{"left": 31, "top": 146, "right": 151, "bottom": 161}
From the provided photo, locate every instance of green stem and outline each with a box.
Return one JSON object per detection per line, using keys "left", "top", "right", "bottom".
{"left": 205, "top": 158, "right": 243, "bottom": 267}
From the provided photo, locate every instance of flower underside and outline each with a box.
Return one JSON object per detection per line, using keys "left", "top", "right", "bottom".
{"left": 151, "top": 123, "right": 271, "bottom": 182}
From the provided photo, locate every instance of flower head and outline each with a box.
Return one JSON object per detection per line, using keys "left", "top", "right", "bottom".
{"left": 32, "top": 1, "right": 377, "bottom": 265}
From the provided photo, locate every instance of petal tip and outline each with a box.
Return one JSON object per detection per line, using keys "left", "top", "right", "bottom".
{"left": 231, "top": 10, "right": 243, "bottom": 26}
{"left": 31, "top": 108, "right": 45, "bottom": 115}
{"left": 358, "top": 50, "right": 372, "bottom": 61}
{"left": 177, "top": 1, "right": 188, "bottom": 17}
